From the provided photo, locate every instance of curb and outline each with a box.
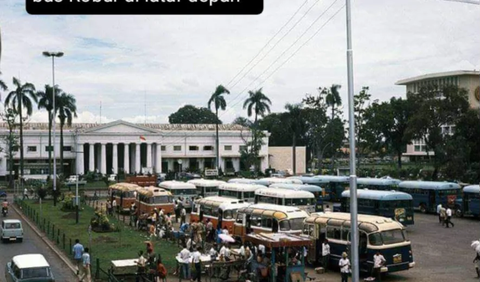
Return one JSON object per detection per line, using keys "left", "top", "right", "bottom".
{"left": 11, "top": 202, "right": 78, "bottom": 275}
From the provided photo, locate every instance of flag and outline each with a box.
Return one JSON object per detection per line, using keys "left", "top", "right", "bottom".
{"left": 140, "top": 135, "right": 146, "bottom": 141}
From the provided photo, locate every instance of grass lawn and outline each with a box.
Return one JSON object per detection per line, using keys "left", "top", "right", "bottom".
{"left": 19, "top": 199, "right": 181, "bottom": 280}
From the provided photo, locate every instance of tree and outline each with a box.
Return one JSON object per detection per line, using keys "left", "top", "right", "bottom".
{"left": 284, "top": 103, "right": 303, "bottom": 175}
{"left": 37, "top": 85, "right": 60, "bottom": 176}
{"left": 258, "top": 113, "right": 292, "bottom": 146}
{"left": 406, "top": 85, "right": 470, "bottom": 180}
{"left": 208, "top": 85, "right": 230, "bottom": 170}
{"left": 232, "top": 116, "right": 252, "bottom": 128}
{"left": 323, "top": 84, "right": 342, "bottom": 170}
{"left": 4, "top": 77, "right": 37, "bottom": 178}
{"left": 243, "top": 88, "right": 272, "bottom": 171}
{"left": 354, "top": 86, "right": 371, "bottom": 166}
{"left": 56, "top": 92, "right": 77, "bottom": 175}
{"left": 168, "top": 105, "right": 221, "bottom": 124}
{"left": 0, "top": 107, "right": 18, "bottom": 188}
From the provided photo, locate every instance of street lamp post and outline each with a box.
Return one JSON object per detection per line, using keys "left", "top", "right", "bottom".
{"left": 74, "top": 127, "right": 82, "bottom": 224}
{"left": 345, "top": 0, "right": 359, "bottom": 282}
{"left": 43, "top": 51, "right": 64, "bottom": 207}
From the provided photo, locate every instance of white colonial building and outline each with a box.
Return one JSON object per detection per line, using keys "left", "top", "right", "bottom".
{"left": 0, "top": 120, "right": 270, "bottom": 178}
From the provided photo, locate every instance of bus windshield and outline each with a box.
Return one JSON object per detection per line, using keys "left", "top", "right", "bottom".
{"left": 380, "top": 200, "right": 412, "bottom": 209}
{"left": 369, "top": 229, "right": 406, "bottom": 245}
{"left": 152, "top": 196, "right": 172, "bottom": 204}
{"left": 438, "top": 189, "right": 459, "bottom": 196}
{"left": 171, "top": 189, "right": 196, "bottom": 195}
{"left": 280, "top": 218, "right": 304, "bottom": 231}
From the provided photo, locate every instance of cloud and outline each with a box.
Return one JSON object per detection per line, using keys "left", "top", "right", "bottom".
{"left": 0, "top": 0, "right": 478, "bottom": 124}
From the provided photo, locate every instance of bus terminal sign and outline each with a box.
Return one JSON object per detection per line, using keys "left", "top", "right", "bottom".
{"left": 205, "top": 169, "right": 218, "bottom": 177}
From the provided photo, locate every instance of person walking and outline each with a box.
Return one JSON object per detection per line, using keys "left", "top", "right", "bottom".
{"left": 78, "top": 248, "right": 91, "bottom": 282}
{"left": 445, "top": 207, "right": 455, "bottom": 228}
{"left": 437, "top": 203, "right": 442, "bottom": 223}
{"left": 474, "top": 252, "right": 480, "bottom": 278}
{"left": 179, "top": 244, "right": 192, "bottom": 280}
{"left": 440, "top": 206, "right": 447, "bottom": 226}
{"left": 191, "top": 246, "right": 202, "bottom": 282}
{"left": 23, "top": 188, "right": 29, "bottom": 200}
{"left": 112, "top": 199, "right": 117, "bottom": 214}
{"left": 322, "top": 239, "right": 330, "bottom": 272}
{"left": 339, "top": 252, "right": 350, "bottom": 282}
{"left": 372, "top": 251, "right": 386, "bottom": 282}
{"left": 73, "top": 239, "right": 84, "bottom": 276}
{"left": 181, "top": 207, "right": 187, "bottom": 226}
{"left": 174, "top": 200, "right": 180, "bottom": 223}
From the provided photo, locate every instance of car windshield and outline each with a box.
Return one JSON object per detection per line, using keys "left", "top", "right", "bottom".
{"left": 6, "top": 223, "right": 21, "bottom": 229}
{"left": 381, "top": 229, "right": 406, "bottom": 245}
{"left": 22, "top": 267, "right": 50, "bottom": 278}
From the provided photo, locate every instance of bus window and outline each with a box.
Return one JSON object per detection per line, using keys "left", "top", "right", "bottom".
{"left": 381, "top": 230, "right": 405, "bottom": 245}
{"left": 235, "top": 214, "right": 243, "bottom": 224}
{"left": 341, "top": 227, "right": 350, "bottom": 241}
{"left": 223, "top": 210, "right": 233, "bottom": 219}
{"left": 369, "top": 233, "right": 382, "bottom": 246}
{"left": 261, "top": 217, "right": 272, "bottom": 228}
{"left": 272, "top": 220, "right": 279, "bottom": 233}
{"left": 327, "top": 227, "right": 341, "bottom": 240}
{"left": 280, "top": 220, "right": 290, "bottom": 231}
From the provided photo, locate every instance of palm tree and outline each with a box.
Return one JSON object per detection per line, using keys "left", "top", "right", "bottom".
{"left": 208, "top": 85, "right": 229, "bottom": 170}
{"left": 56, "top": 93, "right": 77, "bottom": 175}
{"left": 325, "top": 84, "right": 342, "bottom": 171}
{"left": 37, "top": 85, "right": 60, "bottom": 176}
{"left": 284, "top": 103, "right": 303, "bottom": 176}
{"left": 4, "top": 77, "right": 37, "bottom": 178}
{"left": 243, "top": 88, "right": 272, "bottom": 171}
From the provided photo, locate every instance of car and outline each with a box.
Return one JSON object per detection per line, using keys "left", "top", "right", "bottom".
{"left": 1, "top": 219, "right": 24, "bottom": 243}
{"left": 5, "top": 254, "right": 55, "bottom": 282}
{"left": 0, "top": 190, "right": 6, "bottom": 198}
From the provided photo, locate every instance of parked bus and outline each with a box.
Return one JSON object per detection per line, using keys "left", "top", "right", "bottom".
{"left": 288, "top": 176, "right": 329, "bottom": 199}
{"left": 313, "top": 175, "right": 350, "bottom": 202}
{"left": 254, "top": 177, "right": 303, "bottom": 186}
{"left": 135, "top": 186, "right": 175, "bottom": 215}
{"left": 227, "top": 178, "right": 258, "bottom": 184}
{"left": 218, "top": 183, "right": 266, "bottom": 202}
{"left": 357, "top": 178, "right": 402, "bottom": 191}
{"left": 457, "top": 185, "right": 480, "bottom": 217}
{"left": 109, "top": 182, "right": 142, "bottom": 213}
{"left": 254, "top": 187, "right": 316, "bottom": 213}
{"left": 158, "top": 181, "right": 197, "bottom": 210}
{"left": 269, "top": 183, "right": 324, "bottom": 212}
{"left": 303, "top": 212, "right": 415, "bottom": 273}
{"left": 190, "top": 196, "right": 250, "bottom": 234}
{"left": 187, "top": 179, "right": 226, "bottom": 197}
{"left": 397, "top": 181, "right": 461, "bottom": 213}
{"left": 340, "top": 189, "right": 414, "bottom": 225}
{"left": 233, "top": 203, "right": 309, "bottom": 240}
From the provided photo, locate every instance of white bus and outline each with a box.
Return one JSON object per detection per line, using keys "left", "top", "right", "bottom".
{"left": 254, "top": 187, "right": 316, "bottom": 213}
{"left": 255, "top": 177, "right": 303, "bottom": 186}
{"left": 158, "top": 181, "right": 197, "bottom": 210}
{"left": 218, "top": 183, "right": 266, "bottom": 202}
{"left": 227, "top": 178, "right": 258, "bottom": 184}
{"left": 187, "top": 179, "right": 226, "bottom": 197}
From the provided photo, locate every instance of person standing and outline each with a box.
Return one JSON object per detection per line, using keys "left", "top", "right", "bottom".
{"left": 181, "top": 207, "right": 187, "bottom": 225}
{"left": 322, "top": 239, "right": 330, "bottom": 272}
{"left": 473, "top": 252, "right": 480, "bottom": 278}
{"left": 372, "top": 251, "right": 386, "bottom": 282}
{"left": 437, "top": 203, "right": 442, "bottom": 223}
{"left": 78, "top": 247, "right": 91, "bottom": 282}
{"left": 73, "top": 239, "right": 84, "bottom": 276}
{"left": 440, "top": 206, "right": 447, "bottom": 226}
{"left": 106, "top": 200, "right": 112, "bottom": 216}
{"left": 179, "top": 244, "right": 192, "bottom": 280}
{"left": 191, "top": 246, "right": 202, "bottom": 282}
{"left": 445, "top": 207, "right": 455, "bottom": 228}
{"left": 174, "top": 200, "right": 180, "bottom": 223}
{"left": 112, "top": 199, "right": 117, "bottom": 214}
{"left": 23, "top": 188, "right": 29, "bottom": 200}
{"left": 156, "top": 258, "right": 167, "bottom": 282}
{"left": 339, "top": 252, "right": 350, "bottom": 282}
{"left": 135, "top": 250, "right": 147, "bottom": 282}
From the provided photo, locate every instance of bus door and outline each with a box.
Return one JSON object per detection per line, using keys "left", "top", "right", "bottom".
{"left": 359, "top": 232, "right": 368, "bottom": 262}
{"left": 217, "top": 209, "right": 223, "bottom": 229}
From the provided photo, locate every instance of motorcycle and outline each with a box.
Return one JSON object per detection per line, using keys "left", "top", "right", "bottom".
{"left": 2, "top": 207, "right": 7, "bottom": 217}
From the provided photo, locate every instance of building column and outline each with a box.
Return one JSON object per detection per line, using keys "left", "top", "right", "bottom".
{"left": 199, "top": 159, "right": 205, "bottom": 171}
{"left": 89, "top": 143, "right": 95, "bottom": 172}
{"left": 135, "top": 143, "right": 141, "bottom": 173}
{"left": 76, "top": 143, "right": 84, "bottom": 175}
{"left": 146, "top": 143, "right": 152, "bottom": 170}
{"left": 233, "top": 158, "right": 240, "bottom": 172}
{"left": 101, "top": 143, "right": 107, "bottom": 174}
{"left": 155, "top": 144, "right": 162, "bottom": 173}
{"left": 124, "top": 143, "right": 130, "bottom": 174}
{"left": 112, "top": 143, "right": 118, "bottom": 174}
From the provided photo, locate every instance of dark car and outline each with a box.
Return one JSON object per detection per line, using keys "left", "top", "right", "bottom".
{"left": 0, "top": 190, "right": 6, "bottom": 198}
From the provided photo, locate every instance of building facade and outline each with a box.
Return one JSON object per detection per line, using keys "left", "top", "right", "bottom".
{"left": 0, "top": 120, "right": 270, "bottom": 178}
{"left": 396, "top": 70, "right": 480, "bottom": 159}
{"left": 268, "top": 146, "right": 307, "bottom": 174}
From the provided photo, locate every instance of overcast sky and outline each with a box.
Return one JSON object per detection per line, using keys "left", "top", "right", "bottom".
{"left": 0, "top": 0, "right": 478, "bottom": 124}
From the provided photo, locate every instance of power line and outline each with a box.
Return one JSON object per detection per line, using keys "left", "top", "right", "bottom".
{"left": 221, "top": 0, "right": 343, "bottom": 118}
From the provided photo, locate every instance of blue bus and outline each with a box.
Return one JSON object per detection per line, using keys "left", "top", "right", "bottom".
{"left": 312, "top": 175, "right": 350, "bottom": 202}
{"left": 457, "top": 185, "right": 480, "bottom": 217}
{"left": 270, "top": 183, "right": 324, "bottom": 212}
{"left": 340, "top": 189, "right": 414, "bottom": 225}
{"left": 357, "top": 178, "right": 401, "bottom": 191}
{"left": 397, "top": 181, "right": 461, "bottom": 213}
{"left": 287, "top": 176, "right": 329, "bottom": 199}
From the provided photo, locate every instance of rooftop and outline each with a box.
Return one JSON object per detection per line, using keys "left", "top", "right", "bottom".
{"left": 12, "top": 254, "right": 50, "bottom": 269}
{"left": 395, "top": 70, "right": 480, "bottom": 85}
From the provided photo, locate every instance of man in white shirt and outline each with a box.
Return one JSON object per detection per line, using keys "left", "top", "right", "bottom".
{"left": 219, "top": 244, "right": 231, "bottom": 260}
{"left": 437, "top": 203, "right": 442, "bottom": 223}
{"left": 112, "top": 199, "right": 117, "bottom": 213}
{"left": 191, "top": 247, "right": 202, "bottom": 282}
{"left": 372, "top": 251, "right": 386, "bottom": 282}
{"left": 179, "top": 245, "right": 191, "bottom": 279}
{"left": 339, "top": 252, "right": 350, "bottom": 282}
{"left": 180, "top": 207, "right": 187, "bottom": 225}
{"left": 322, "top": 239, "right": 330, "bottom": 272}
{"left": 445, "top": 207, "right": 455, "bottom": 228}
{"left": 135, "top": 250, "right": 147, "bottom": 282}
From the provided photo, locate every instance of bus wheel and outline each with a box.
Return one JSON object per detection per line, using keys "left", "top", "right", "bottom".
{"left": 419, "top": 204, "right": 427, "bottom": 213}
{"left": 455, "top": 209, "right": 463, "bottom": 218}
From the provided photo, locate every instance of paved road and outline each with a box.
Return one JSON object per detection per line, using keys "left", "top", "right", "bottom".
{"left": 0, "top": 201, "right": 77, "bottom": 282}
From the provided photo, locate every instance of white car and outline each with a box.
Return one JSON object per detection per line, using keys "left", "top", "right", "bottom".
{"left": 1, "top": 219, "right": 23, "bottom": 243}
{"left": 5, "top": 254, "right": 55, "bottom": 282}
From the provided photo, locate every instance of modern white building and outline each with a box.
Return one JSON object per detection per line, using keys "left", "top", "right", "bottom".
{"left": 0, "top": 120, "right": 270, "bottom": 179}
{"left": 396, "top": 70, "right": 480, "bottom": 159}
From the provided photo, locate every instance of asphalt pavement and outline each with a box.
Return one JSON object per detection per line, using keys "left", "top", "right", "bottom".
{"left": 0, "top": 199, "right": 77, "bottom": 282}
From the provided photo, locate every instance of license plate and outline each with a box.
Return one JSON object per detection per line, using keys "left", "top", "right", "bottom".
{"left": 393, "top": 254, "right": 402, "bottom": 264}
{"left": 9, "top": 237, "right": 16, "bottom": 241}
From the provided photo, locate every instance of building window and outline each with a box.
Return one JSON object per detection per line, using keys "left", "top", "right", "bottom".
{"left": 45, "top": 146, "right": 53, "bottom": 152}
{"left": 174, "top": 146, "right": 182, "bottom": 151}
{"left": 224, "top": 145, "right": 232, "bottom": 151}
{"left": 239, "top": 145, "right": 247, "bottom": 152}
{"left": 12, "top": 146, "right": 19, "bottom": 152}
{"left": 27, "top": 146, "right": 37, "bottom": 152}
{"left": 63, "top": 146, "right": 72, "bottom": 152}
{"left": 161, "top": 145, "right": 166, "bottom": 151}
{"left": 203, "top": 146, "right": 213, "bottom": 151}
{"left": 189, "top": 146, "right": 199, "bottom": 151}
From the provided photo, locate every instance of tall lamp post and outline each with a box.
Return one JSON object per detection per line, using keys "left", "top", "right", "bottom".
{"left": 73, "top": 127, "right": 83, "bottom": 224}
{"left": 345, "top": 0, "right": 359, "bottom": 281}
{"left": 43, "top": 51, "right": 64, "bottom": 207}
